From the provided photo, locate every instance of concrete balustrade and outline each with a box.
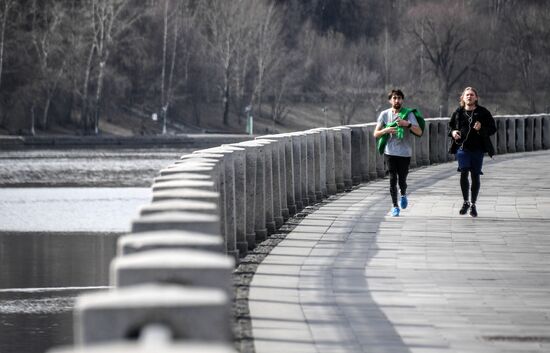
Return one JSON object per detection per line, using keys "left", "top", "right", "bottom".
{"left": 219, "top": 145, "right": 248, "bottom": 256}
{"left": 516, "top": 117, "right": 526, "bottom": 152}
{"left": 111, "top": 249, "right": 234, "bottom": 296}
{"left": 311, "top": 130, "right": 323, "bottom": 201}
{"left": 154, "top": 172, "right": 212, "bottom": 183}
{"left": 253, "top": 139, "right": 277, "bottom": 234}
{"left": 304, "top": 132, "right": 317, "bottom": 202}
{"left": 339, "top": 127, "right": 353, "bottom": 191}
{"left": 117, "top": 230, "right": 224, "bottom": 255}
{"left": 525, "top": 116, "right": 534, "bottom": 151}
{"left": 312, "top": 129, "right": 328, "bottom": 197}
{"left": 152, "top": 180, "right": 216, "bottom": 192}
{"left": 332, "top": 128, "right": 345, "bottom": 192}
{"left": 289, "top": 133, "right": 303, "bottom": 210}
{"left": 324, "top": 129, "right": 337, "bottom": 195}
{"left": 74, "top": 284, "right": 232, "bottom": 345}
{"left": 131, "top": 211, "right": 220, "bottom": 235}
{"left": 190, "top": 148, "right": 238, "bottom": 259}
{"left": 281, "top": 134, "right": 297, "bottom": 215}
{"left": 56, "top": 114, "right": 548, "bottom": 353}
{"left": 298, "top": 132, "right": 310, "bottom": 206}
{"left": 49, "top": 342, "right": 239, "bottom": 353}
{"left": 349, "top": 125, "right": 364, "bottom": 186}
{"left": 151, "top": 188, "right": 219, "bottom": 204}
{"left": 505, "top": 117, "right": 517, "bottom": 153}
{"left": 231, "top": 140, "right": 259, "bottom": 249}
{"left": 543, "top": 115, "right": 550, "bottom": 149}
{"left": 139, "top": 200, "right": 218, "bottom": 216}
{"left": 358, "top": 126, "right": 371, "bottom": 182}
{"left": 364, "top": 124, "right": 378, "bottom": 180}
{"left": 263, "top": 138, "right": 284, "bottom": 228}
{"left": 496, "top": 118, "right": 507, "bottom": 154}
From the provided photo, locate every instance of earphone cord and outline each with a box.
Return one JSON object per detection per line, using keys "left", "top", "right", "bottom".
{"left": 459, "top": 114, "right": 473, "bottom": 150}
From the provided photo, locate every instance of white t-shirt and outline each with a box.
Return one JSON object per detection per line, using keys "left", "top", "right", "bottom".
{"left": 376, "top": 108, "right": 419, "bottom": 157}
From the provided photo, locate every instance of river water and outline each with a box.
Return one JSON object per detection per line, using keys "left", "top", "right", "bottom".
{"left": 0, "top": 148, "right": 190, "bottom": 353}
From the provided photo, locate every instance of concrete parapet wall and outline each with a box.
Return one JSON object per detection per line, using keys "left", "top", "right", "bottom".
{"left": 55, "top": 114, "right": 547, "bottom": 352}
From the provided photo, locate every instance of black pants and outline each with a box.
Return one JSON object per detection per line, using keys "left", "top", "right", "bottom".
{"left": 460, "top": 171, "right": 481, "bottom": 204}
{"left": 385, "top": 154, "right": 411, "bottom": 207}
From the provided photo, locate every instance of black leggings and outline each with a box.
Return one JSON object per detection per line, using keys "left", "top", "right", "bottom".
{"left": 385, "top": 155, "right": 411, "bottom": 207}
{"left": 460, "top": 170, "right": 480, "bottom": 204}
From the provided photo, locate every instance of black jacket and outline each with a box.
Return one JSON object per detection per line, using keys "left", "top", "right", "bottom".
{"left": 448, "top": 105, "right": 496, "bottom": 157}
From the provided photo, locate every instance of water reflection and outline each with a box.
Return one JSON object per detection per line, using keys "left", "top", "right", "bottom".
{"left": 0, "top": 231, "right": 120, "bottom": 353}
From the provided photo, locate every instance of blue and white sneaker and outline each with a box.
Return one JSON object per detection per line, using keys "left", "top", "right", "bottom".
{"left": 400, "top": 195, "right": 408, "bottom": 209}
{"left": 391, "top": 207, "right": 400, "bottom": 217}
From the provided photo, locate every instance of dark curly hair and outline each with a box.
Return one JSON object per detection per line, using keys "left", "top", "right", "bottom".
{"left": 387, "top": 89, "right": 405, "bottom": 100}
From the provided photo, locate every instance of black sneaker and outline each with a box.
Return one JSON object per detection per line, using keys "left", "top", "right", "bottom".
{"left": 470, "top": 204, "right": 478, "bottom": 218}
{"left": 459, "top": 201, "right": 470, "bottom": 215}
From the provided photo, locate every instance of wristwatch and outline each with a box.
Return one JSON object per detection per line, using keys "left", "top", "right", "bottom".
{"left": 407, "top": 122, "right": 412, "bottom": 128}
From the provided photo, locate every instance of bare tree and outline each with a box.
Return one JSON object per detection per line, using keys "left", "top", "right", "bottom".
{"left": 250, "top": 1, "right": 285, "bottom": 121}
{"left": 89, "top": 0, "right": 141, "bottom": 134}
{"left": 502, "top": 3, "right": 550, "bottom": 113}
{"left": 408, "top": 3, "right": 479, "bottom": 116}
{"left": 159, "top": 0, "right": 180, "bottom": 134}
{"left": 199, "top": 0, "right": 248, "bottom": 125}
{"left": 30, "top": 0, "right": 68, "bottom": 129}
{"left": 319, "top": 34, "right": 379, "bottom": 125}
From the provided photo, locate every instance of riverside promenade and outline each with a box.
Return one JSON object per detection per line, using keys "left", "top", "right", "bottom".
{"left": 250, "top": 150, "right": 550, "bottom": 353}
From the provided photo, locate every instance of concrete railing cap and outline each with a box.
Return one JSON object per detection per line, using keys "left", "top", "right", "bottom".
{"left": 232, "top": 140, "right": 265, "bottom": 147}
{"left": 153, "top": 173, "right": 213, "bottom": 183}
{"left": 133, "top": 211, "right": 219, "bottom": 224}
{"left": 112, "top": 249, "right": 235, "bottom": 269}
{"left": 152, "top": 180, "right": 215, "bottom": 191}
{"left": 140, "top": 200, "right": 218, "bottom": 215}
{"left": 151, "top": 188, "right": 219, "bottom": 199}
{"left": 186, "top": 152, "right": 225, "bottom": 158}
{"left": 75, "top": 284, "right": 227, "bottom": 309}
{"left": 48, "top": 342, "right": 238, "bottom": 353}
{"left": 118, "top": 232, "right": 224, "bottom": 251}
{"left": 159, "top": 164, "right": 216, "bottom": 176}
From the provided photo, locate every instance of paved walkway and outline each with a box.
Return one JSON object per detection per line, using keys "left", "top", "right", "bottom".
{"left": 249, "top": 150, "right": 550, "bottom": 353}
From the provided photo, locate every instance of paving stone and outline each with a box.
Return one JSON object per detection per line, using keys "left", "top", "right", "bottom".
{"left": 250, "top": 151, "right": 550, "bottom": 353}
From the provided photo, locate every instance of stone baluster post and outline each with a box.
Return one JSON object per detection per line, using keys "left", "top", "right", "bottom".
{"left": 516, "top": 117, "right": 525, "bottom": 152}
{"left": 254, "top": 139, "right": 276, "bottom": 234}
{"left": 324, "top": 129, "right": 337, "bottom": 195}
{"left": 525, "top": 116, "right": 534, "bottom": 152}
{"left": 542, "top": 114, "right": 550, "bottom": 150}
{"left": 506, "top": 116, "right": 517, "bottom": 153}
{"left": 332, "top": 128, "right": 345, "bottom": 192}
{"left": 290, "top": 133, "right": 303, "bottom": 211}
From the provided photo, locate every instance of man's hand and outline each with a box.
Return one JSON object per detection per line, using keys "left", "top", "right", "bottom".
{"left": 385, "top": 126, "right": 397, "bottom": 135}
{"left": 396, "top": 118, "right": 410, "bottom": 127}
{"left": 473, "top": 121, "right": 481, "bottom": 131}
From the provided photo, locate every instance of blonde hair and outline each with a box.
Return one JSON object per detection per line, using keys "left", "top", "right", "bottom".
{"left": 459, "top": 86, "right": 479, "bottom": 108}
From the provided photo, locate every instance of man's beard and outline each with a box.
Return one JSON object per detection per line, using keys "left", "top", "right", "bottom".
{"left": 392, "top": 103, "right": 402, "bottom": 110}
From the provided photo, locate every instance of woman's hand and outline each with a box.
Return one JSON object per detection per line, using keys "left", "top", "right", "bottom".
{"left": 452, "top": 130, "right": 461, "bottom": 140}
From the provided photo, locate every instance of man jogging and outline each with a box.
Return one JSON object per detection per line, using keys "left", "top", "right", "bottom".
{"left": 374, "top": 89, "right": 423, "bottom": 217}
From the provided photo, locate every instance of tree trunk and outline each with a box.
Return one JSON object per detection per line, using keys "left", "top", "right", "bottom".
{"left": 30, "top": 104, "right": 36, "bottom": 136}
{"left": 81, "top": 43, "right": 95, "bottom": 133}
{"left": 222, "top": 67, "right": 230, "bottom": 125}
{"left": 0, "top": 0, "right": 12, "bottom": 90}
{"left": 94, "top": 60, "right": 106, "bottom": 135}
{"left": 160, "top": 0, "right": 169, "bottom": 134}
{"left": 42, "top": 97, "right": 51, "bottom": 129}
